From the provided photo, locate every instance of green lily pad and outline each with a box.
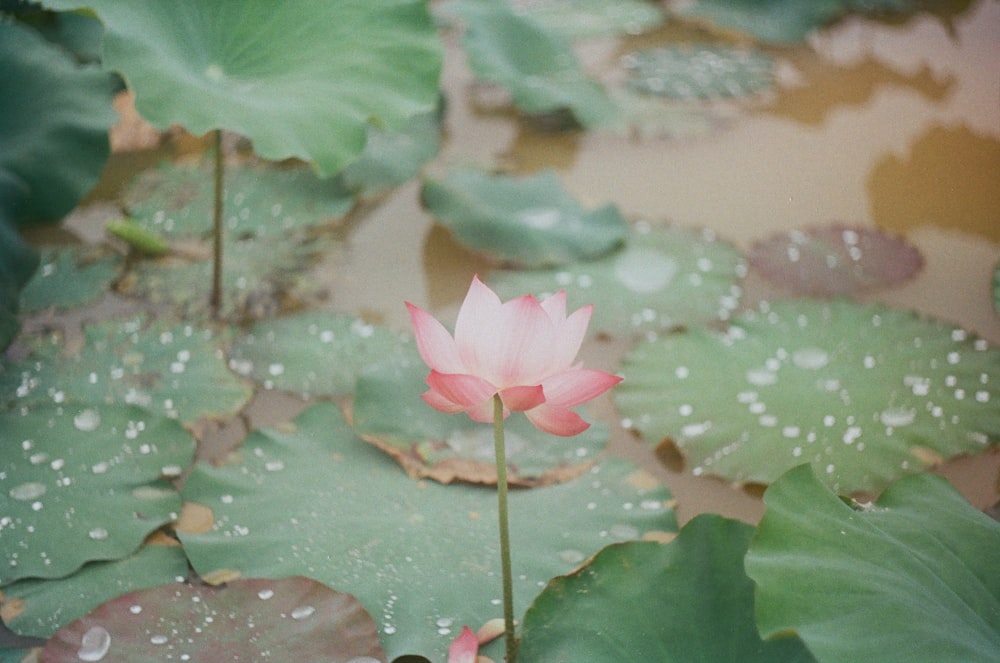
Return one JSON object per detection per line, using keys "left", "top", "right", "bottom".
{"left": 1, "top": 315, "right": 252, "bottom": 425}
{"left": 352, "top": 346, "right": 609, "bottom": 486}
{"left": 19, "top": 247, "right": 120, "bottom": 313}
{"left": 623, "top": 44, "right": 774, "bottom": 100}
{"left": 0, "top": 20, "right": 115, "bottom": 223}
{"left": 123, "top": 161, "right": 355, "bottom": 240}
{"left": 338, "top": 110, "right": 443, "bottom": 197}
{"left": 422, "top": 168, "right": 628, "bottom": 268}
{"left": 489, "top": 221, "right": 745, "bottom": 337}
{"left": 40, "top": 576, "right": 385, "bottom": 663}
{"left": 615, "top": 299, "right": 1000, "bottom": 493}
{"left": 448, "top": 0, "right": 618, "bottom": 127}
{"left": 228, "top": 311, "right": 412, "bottom": 399}
{"left": 518, "top": 514, "right": 814, "bottom": 662}
{"left": 0, "top": 403, "right": 192, "bottom": 585}
{"left": 41, "top": 0, "right": 442, "bottom": 177}
{"left": 178, "top": 402, "right": 677, "bottom": 661}
{"left": 511, "top": 0, "right": 665, "bottom": 39}
{"left": 746, "top": 464, "right": 1000, "bottom": 662}
{"left": 1, "top": 543, "right": 189, "bottom": 639}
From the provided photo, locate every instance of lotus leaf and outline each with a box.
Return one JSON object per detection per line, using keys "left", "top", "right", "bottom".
{"left": 489, "top": 221, "right": 745, "bottom": 336}
{"left": 228, "top": 311, "right": 412, "bottom": 399}
{"left": 352, "top": 346, "right": 609, "bottom": 486}
{"left": 615, "top": 299, "right": 1000, "bottom": 493}
{"left": 178, "top": 402, "right": 677, "bottom": 661}
{"left": 0, "top": 315, "right": 252, "bottom": 425}
{"left": 19, "top": 247, "right": 120, "bottom": 313}
{"left": 510, "top": 0, "right": 665, "bottom": 39}
{"left": 0, "top": 207, "right": 38, "bottom": 351}
{"left": 1, "top": 544, "right": 189, "bottom": 639}
{"left": 624, "top": 44, "right": 774, "bottom": 100}
{"left": 748, "top": 224, "right": 923, "bottom": 297}
{"left": 0, "top": 403, "right": 192, "bottom": 585}
{"left": 448, "top": 0, "right": 618, "bottom": 126}
{"left": 518, "top": 515, "right": 814, "bottom": 662}
{"left": 338, "top": 110, "right": 443, "bottom": 197}
{"left": 746, "top": 464, "right": 1000, "bottom": 662}
{"left": 40, "top": 0, "right": 443, "bottom": 177}
{"left": 422, "top": 168, "right": 628, "bottom": 267}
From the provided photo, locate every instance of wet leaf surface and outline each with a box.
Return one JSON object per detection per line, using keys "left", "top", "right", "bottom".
{"left": 178, "top": 402, "right": 677, "bottom": 661}
{"left": 623, "top": 44, "right": 774, "bottom": 100}
{"left": 422, "top": 168, "right": 628, "bottom": 268}
{"left": 746, "top": 464, "right": 1000, "bottom": 662}
{"left": 489, "top": 221, "right": 745, "bottom": 336}
{"left": 40, "top": 576, "right": 385, "bottom": 663}
{"left": 1, "top": 315, "right": 252, "bottom": 425}
{"left": 748, "top": 224, "right": 923, "bottom": 297}
{"left": 519, "top": 515, "right": 815, "bottom": 663}
{"left": 616, "top": 299, "right": 1000, "bottom": 493}
{"left": 2, "top": 543, "right": 189, "bottom": 639}
{"left": 509, "top": 0, "right": 665, "bottom": 39}
{"left": 19, "top": 247, "right": 121, "bottom": 314}
{"left": 351, "top": 345, "right": 608, "bottom": 486}
{"left": 0, "top": 403, "right": 192, "bottom": 584}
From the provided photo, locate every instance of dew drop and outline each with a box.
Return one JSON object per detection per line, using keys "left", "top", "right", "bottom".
{"left": 257, "top": 589, "right": 274, "bottom": 600}
{"left": 559, "top": 549, "right": 586, "bottom": 564}
{"left": 609, "top": 524, "right": 640, "bottom": 539}
{"left": 792, "top": 347, "right": 829, "bottom": 370}
{"left": 88, "top": 527, "right": 109, "bottom": 541}
{"left": 150, "top": 635, "right": 168, "bottom": 645}
{"left": 268, "top": 363, "right": 285, "bottom": 376}
{"left": 264, "top": 460, "right": 285, "bottom": 472}
{"left": 9, "top": 481, "right": 46, "bottom": 501}
{"left": 879, "top": 408, "right": 915, "bottom": 427}
{"left": 746, "top": 368, "right": 777, "bottom": 386}
{"left": 129, "top": 605, "right": 142, "bottom": 615}
{"left": 614, "top": 248, "right": 678, "bottom": 293}
{"left": 291, "top": 605, "right": 315, "bottom": 620}
{"left": 77, "top": 626, "right": 111, "bottom": 661}
{"left": 73, "top": 409, "right": 101, "bottom": 432}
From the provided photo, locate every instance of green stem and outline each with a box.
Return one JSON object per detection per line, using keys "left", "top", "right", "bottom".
{"left": 210, "top": 129, "right": 224, "bottom": 319}
{"left": 493, "top": 394, "right": 517, "bottom": 662}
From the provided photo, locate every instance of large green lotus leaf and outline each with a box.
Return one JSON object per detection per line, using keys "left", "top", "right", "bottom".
{"left": 422, "top": 168, "right": 628, "bottom": 268}
{"left": 518, "top": 515, "right": 814, "bottom": 662}
{"left": 352, "top": 345, "right": 609, "bottom": 486}
{"left": 511, "top": 0, "right": 665, "bottom": 39}
{"left": 19, "top": 247, "right": 120, "bottom": 313}
{"left": 123, "top": 161, "right": 355, "bottom": 240}
{"left": 178, "top": 402, "right": 677, "bottom": 661}
{"left": 40, "top": 576, "right": 385, "bottom": 662}
{"left": 615, "top": 299, "right": 1000, "bottom": 493}
{"left": 0, "top": 20, "right": 115, "bottom": 223}
{"left": 669, "top": 0, "right": 911, "bottom": 44}
{"left": 448, "top": 0, "right": 618, "bottom": 127}
{"left": 746, "top": 464, "right": 1000, "bottom": 662}
{"left": 0, "top": 315, "right": 252, "bottom": 425}
{"left": 489, "top": 222, "right": 745, "bottom": 337}
{"left": 623, "top": 44, "right": 774, "bottom": 100}
{"left": 338, "top": 110, "right": 443, "bottom": 197}
{"left": 228, "top": 311, "right": 412, "bottom": 399}
{"left": 0, "top": 403, "right": 192, "bottom": 585}
{"left": 2, "top": 543, "right": 189, "bottom": 639}
{"left": 41, "top": 0, "right": 442, "bottom": 177}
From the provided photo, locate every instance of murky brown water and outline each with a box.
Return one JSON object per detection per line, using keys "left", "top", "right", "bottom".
{"left": 52, "top": 0, "right": 1000, "bottom": 527}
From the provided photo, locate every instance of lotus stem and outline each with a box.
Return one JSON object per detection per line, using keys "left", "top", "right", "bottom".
{"left": 210, "top": 128, "right": 223, "bottom": 318}
{"left": 492, "top": 393, "right": 517, "bottom": 662}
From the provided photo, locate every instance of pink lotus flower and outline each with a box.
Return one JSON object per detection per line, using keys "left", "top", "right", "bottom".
{"left": 406, "top": 275, "right": 621, "bottom": 436}
{"left": 447, "top": 625, "right": 479, "bottom": 663}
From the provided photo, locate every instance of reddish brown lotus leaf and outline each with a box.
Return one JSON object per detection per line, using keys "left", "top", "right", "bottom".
{"left": 749, "top": 224, "right": 923, "bottom": 297}
{"left": 40, "top": 576, "right": 385, "bottom": 663}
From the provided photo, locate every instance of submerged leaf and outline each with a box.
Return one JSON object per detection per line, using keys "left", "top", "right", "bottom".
{"left": 623, "top": 44, "right": 774, "bottom": 100}
{"left": 746, "top": 465, "right": 1000, "bottom": 662}
{"left": 616, "top": 299, "right": 1000, "bottom": 493}
{"left": 422, "top": 168, "right": 628, "bottom": 268}
{"left": 40, "top": 576, "right": 385, "bottom": 662}
{"left": 178, "top": 402, "right": 677, "bottom": 661}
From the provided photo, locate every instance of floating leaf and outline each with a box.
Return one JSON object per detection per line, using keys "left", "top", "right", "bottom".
{"left": 41, "top": 0, "right": 443, "bottom": 177}
{"left": 228, "top": 311, "right": 412, "bottom": 399}
{"left": 2, "top": 544, "right": 189, "bottom": 639}
{"left": 748, "top": 224, "right": 923, "bottom": 297}
{"left": 616, "top": 299, "right": 1000, "bottom": 493}
{"left": 449, "top": 0, "right": 618, "bottom": 126}
{"left": 422, "top": 168, "right": 628, "bottom": 268}
{"left": 19, "top": 247, "right": 120, "bottom": 313}
{"left": 623, "top": 44, "right": 774, "bottom": 100}
{"left": 178, "top": 402, "right": 677, "bottom": 661}
{"left": 0, "top": 20, "right": 116, "bottom": 224}
{"left": 518, "top": 515, "right": 814, "bottom": 662}
{"left": 489, "top": 221, "right": 745, "bottom": 336}
{"left": 0, "top": 315, "right": 252, "bottom": 425}
{"left": 0, "top": 403, "right": 192, "bottom": 585}
{"left": 123, "top": 161, "right": 355, "bottom": 240}
{"left": 338, "top": 110, "right": 443, "bottom": 197}
{"left": 40, "top": 576, "right": 385, "bottom": 662}
{"left": 510, "top": 0, "right": 665, "bottom": 39}
{"left": 352, "top": 346, "right": 608, "bottom": 486}
{"left": 746, "top": 464, "right": 1000, "bottom": 662}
